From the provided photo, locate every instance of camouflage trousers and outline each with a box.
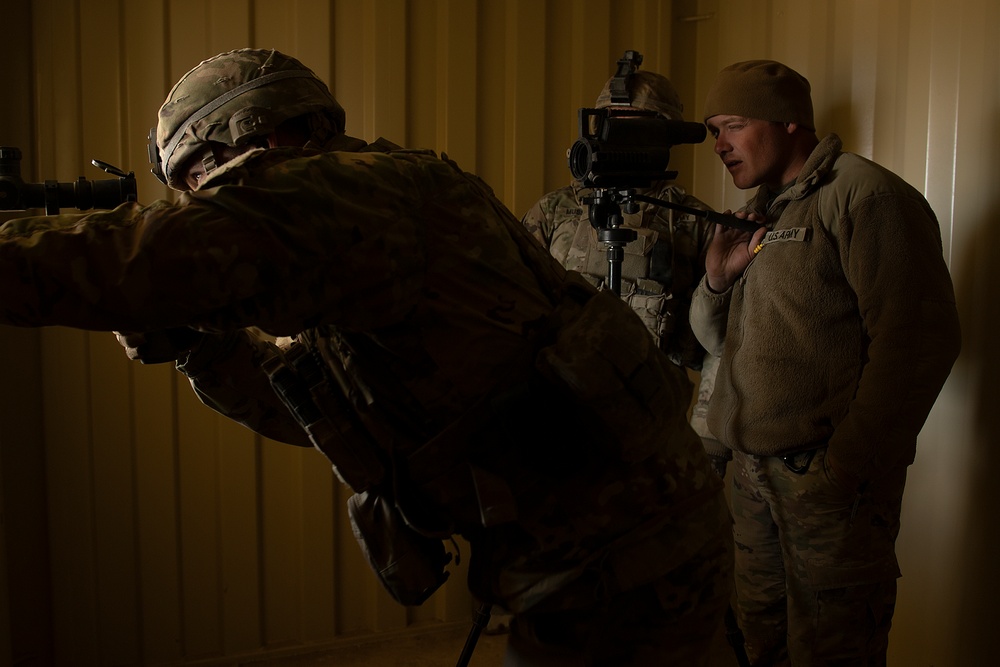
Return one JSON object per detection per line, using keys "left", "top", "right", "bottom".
{"left": 502, "top": 493, "right": 733, "bottom": 666}
{"left": 731, "top": 448, "right": 906, "bottom": 666}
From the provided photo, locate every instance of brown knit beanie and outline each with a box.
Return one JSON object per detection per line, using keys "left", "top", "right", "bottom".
{"left": 703, "top": 60, "right": 814, "bottom": 130}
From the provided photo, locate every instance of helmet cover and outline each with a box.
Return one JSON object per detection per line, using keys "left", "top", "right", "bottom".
{"left": 153, "top": 48, "right": 346, "bottom": 189}
{"left": 595, "top": 70, "right": 685, "bottom": 121}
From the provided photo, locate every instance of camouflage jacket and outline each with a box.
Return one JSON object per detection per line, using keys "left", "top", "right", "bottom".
{"left": 0, "top": 145, "right": 724, "bottom": 612}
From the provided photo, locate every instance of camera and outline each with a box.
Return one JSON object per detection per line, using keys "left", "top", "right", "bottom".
{"left": 568, "top": 107, "right": 707, "bottom": 189}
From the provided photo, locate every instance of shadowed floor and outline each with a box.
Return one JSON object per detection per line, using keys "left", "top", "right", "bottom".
{"left": 238, "top": 617, "right": 740, "bottom": 667}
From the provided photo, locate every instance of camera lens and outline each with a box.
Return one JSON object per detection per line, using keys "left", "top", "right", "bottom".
{"left": 568, "top": 140, "right": 596, "bottom": 181}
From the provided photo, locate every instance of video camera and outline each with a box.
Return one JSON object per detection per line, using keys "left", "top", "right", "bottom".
{"left": 569, "top": 112, "right": 707, "bottom": 191}
{"left": 0, "top": 146, "right": 137, "bottom": 215}
{"left": 566, "top": 51, "right": 759, "bottom": 295}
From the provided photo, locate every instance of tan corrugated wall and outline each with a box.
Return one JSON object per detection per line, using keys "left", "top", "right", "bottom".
{"left": 0, "top": 0, "right": 995, "bottom": 665}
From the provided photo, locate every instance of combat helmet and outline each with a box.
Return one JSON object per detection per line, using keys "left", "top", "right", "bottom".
{"left": 595, "top": 69, "right": 685, "bottom": 121}
{"left": 149, "top": 48, "right": 346, "bottom": 190}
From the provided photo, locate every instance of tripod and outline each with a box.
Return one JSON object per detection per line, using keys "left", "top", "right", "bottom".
{"left": 584, "top": 188, "right": 638, "bottom": 297}
{"left": 587, "top": 187, "right": 755, "bottom": 667}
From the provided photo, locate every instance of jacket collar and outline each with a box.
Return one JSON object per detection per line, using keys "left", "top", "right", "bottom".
{"left": 748, "top": 133, "right": 843, "bottom": 215}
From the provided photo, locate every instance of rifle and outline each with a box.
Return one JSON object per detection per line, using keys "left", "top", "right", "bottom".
{"left": 0, "top": 146, "right": 137, "bottom": 215}
{"left": 0, "top": 145, "right": 196, "bottom": 362}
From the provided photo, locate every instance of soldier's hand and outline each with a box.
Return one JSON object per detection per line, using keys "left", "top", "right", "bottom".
{"left": 113, "top": 328, "right": 205, "bottom": 364}
{"left": 705, "top": 212, "right": 767, "bottom": 293}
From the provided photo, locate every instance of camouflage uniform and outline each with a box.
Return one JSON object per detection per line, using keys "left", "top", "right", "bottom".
{"left": 0, "top": 49, "right": 732, "bottom": 666}
{"left": 730, "top": 448, "right": 904, "bottom": 665}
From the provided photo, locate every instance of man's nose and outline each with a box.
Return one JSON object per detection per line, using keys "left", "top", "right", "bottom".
{"left": 714, "top": 133, "right": 729, "bottom": 156}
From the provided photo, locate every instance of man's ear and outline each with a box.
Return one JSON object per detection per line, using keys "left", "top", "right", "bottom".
{"left": 784, "top": 122, "right": 800, "bottom": 135}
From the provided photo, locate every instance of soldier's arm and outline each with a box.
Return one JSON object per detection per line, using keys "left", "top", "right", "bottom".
{"left": 520, "top": 197, "right": 557, "bottom": 249}
{"left": 689, "top": 276, "right": 730, "bottom": 358}
{"left": 0, "top": 151, "right": 428, "bottom": 334}
{"left": 687, "top": 351, "right": 729, "bottom": 477}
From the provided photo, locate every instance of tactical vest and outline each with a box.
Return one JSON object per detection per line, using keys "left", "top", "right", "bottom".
{"left": 563, "top": 195, "right": 705, "bottom": 369}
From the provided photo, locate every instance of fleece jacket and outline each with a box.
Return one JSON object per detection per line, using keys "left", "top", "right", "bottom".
{"left": 690, "top": 134, "right": 961, "bottom": 484}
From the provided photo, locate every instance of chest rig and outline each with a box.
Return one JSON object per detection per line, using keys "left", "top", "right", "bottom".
{"left": 566, "top": 199, "right": 680, "bottom": 352}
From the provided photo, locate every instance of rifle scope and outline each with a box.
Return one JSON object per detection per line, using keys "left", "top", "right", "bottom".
{"left": 0, "top": 146, "right": 137, "bottom": 215}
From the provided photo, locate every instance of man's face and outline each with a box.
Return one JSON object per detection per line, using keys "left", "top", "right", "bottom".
{"left": 706, "top": 115, "right": 797, "bottom": 190}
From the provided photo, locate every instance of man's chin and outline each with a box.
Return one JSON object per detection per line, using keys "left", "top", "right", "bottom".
{"left": 725, "top": 164, "right": 749, "bottom": 188}
{"left": 729, "top": 173, "right": 755, "bottom": 190}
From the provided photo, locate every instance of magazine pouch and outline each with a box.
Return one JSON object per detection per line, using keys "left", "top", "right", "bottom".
{"left": 347, "top": 489, "right": 453, "bottom": 606}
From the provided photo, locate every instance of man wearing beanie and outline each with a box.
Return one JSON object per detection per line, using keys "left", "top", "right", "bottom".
{"left": 522, "top": 63, "right": 729, "bottom": 476}
{"left": 690, "top": 59, "right": 961, "bottom": 664}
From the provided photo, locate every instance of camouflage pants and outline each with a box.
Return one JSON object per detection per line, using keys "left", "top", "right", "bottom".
{"left": 501, "top": 494, "right": 733, "bottom": 666}
{"left": 731, "top": 448, "right": 906, "bottom": 666}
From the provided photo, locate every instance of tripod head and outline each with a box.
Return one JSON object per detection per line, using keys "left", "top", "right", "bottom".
{"left": 581, "top": 187, "right": 638, "bottom": 296}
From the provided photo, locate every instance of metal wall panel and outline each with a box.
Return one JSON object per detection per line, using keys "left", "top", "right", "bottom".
{"left": 1, "top": 0, "right": 995, "bottom": 665}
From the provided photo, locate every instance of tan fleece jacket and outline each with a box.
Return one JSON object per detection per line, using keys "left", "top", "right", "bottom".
{"left": 690, "top": 134, "right": 961, "bottom": 484}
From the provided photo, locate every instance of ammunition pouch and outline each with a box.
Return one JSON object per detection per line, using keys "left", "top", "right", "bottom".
{"left": 347, "top": 490, "right": 453, "bottom": 606}
{"left": 622, "top": 278, "right": 675, "bottom": 341}
{"left": 264, "top": 344, "right": 454, "bottom": 605}
{"left": 264, "top": 344, "right": 385, "bottom": 492}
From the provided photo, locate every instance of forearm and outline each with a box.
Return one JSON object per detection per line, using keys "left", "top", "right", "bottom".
{"left": 689, "top": 352, "right": 729, "bottom": 463}
{"left": 689, "top": 277, "right": 731, "bottom": 358}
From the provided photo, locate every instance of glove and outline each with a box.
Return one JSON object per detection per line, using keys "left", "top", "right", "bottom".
{"left": 113, "top": 327, "right": 205, "bottom": 364}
